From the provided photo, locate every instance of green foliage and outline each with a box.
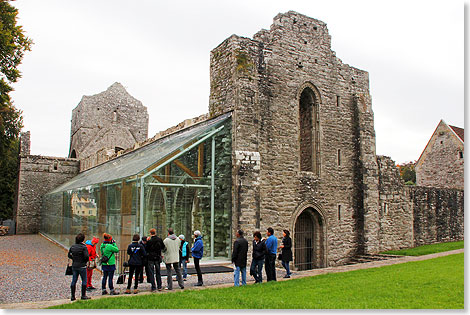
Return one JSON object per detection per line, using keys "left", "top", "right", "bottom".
{"left": 51, "top": 253, "right": 464, "bottom": 309}
{"left": 397, "top": 162, "right": 416, "bottom": 184}
{"left": 0, "top": 137, "right": 18, "bottom": 220}
{"left": 235, "top": 50, "right": 253, "bottom": 74}
{"left": 0, "top": 1, "right": 31, "bottom": 220}
{"left": 381, "top": 240, "right": 464, "bottom": 256}
{"left": 0, "top": 0, "right": 32, "bottom": 155}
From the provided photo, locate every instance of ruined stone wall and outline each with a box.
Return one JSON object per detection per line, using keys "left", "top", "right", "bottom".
{"left": 16, "top": 155, "right": 79, "bottom": 234}
{"left": 415, "top": 122, "right": 464, "bottom": 190}
{"left": 209, "top": 11, "right": 379, "bottom": 266}
{"left": 410, "top": 186, "right": 464, "bottom": 246}
{"left": 69, "top": 82, "right": 149, "bottom": 166}
{"left": 376, "top": 156, "right": 413, "bottom": 251}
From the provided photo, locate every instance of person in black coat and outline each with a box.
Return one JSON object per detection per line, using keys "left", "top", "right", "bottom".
{"left": 280, "top": 229, "right": 293, "bottom": 278}
{"left": 146, "top": 228, "right": 165, "bottom": 291}
{"left": 250, "top": 231, "right": 266, "bottom": 283}
{"left": 138, "top": 236, "right": 150, "bottom": 283}
{"left": 125, "top": 234, "right": 147, "bottom": 294}
{"left": 231, "top": 229, "right": 249, "bottom": 286}
{"left": 68, "top": 233, "right": 90, "bottom": 301}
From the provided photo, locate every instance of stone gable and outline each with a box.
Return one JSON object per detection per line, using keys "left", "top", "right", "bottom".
{"left": 416, "top": 120, "right": 464, "bottom": 190}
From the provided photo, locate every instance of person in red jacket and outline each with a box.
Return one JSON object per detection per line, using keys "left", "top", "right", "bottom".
{"left": 85, "top": 237, "right": 99, "bottom": 290}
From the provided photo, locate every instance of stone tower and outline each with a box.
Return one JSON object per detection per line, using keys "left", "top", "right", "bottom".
{"left": 69, "top": 82, "right": 149, "bottom": 170}
{"left": 210, "top": 11, "right": 383, "bottom": 265}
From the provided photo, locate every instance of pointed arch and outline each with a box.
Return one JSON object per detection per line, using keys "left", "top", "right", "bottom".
{"left": 291, "top": 200, "right": 327, "bottom": 270}
{"left": 298, "top": 82, "right": 321, "bottom": 175}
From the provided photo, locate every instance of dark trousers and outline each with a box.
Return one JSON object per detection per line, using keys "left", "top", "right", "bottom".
{"left": 250, "top": 258, "right": 264, "bottom": 283}
{"left": 282, "top": 260, "right": 291, "bottom": 276}
{"left": 71, "top": 267, "right": 87, "bottom": 298}
{"left": 139, "top": 261, "right": 149, "bottom": 282}
{"left": 102, "top": 269, "right": 115, "bottom": 290}
{"left": 148, "top": 259, "right": 162, "bottom": 289}
{"left": 194, "top": 257, "right": 203, "bottom": 284}
{"left": 71, "top": 267, "right": 87, "bottom": 287}
{"left": 127, "top": 265, "right": 142, "bottom": 289}
{"left": 165, "top": 262, "right": 184, "bottom": 290}
{"left": 265, "top": 253, "right": 277, "bottom": 281}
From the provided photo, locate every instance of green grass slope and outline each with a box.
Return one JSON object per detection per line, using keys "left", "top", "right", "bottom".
{"left": 382, "top": 241, "right": 464, "bottom": 256}
{"left": 51, "top": 253, "right": 464, "bottom": 309}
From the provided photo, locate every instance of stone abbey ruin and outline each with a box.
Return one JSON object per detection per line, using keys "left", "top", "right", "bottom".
{"left": 15, "top": 11, "right": 463, "bottom": 269}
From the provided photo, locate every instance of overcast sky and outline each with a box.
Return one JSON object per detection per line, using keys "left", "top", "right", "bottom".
{"left": 11, "top": 0, "right": 464, "bottom": 164}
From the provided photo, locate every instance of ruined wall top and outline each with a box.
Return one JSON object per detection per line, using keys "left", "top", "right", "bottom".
{"left": 209, "top": 11, "right": 371, "bottom": 118}
{"left": 69, "top": 82, "right": 149, "bottom": 161}
{"left": 254, "top": 11, "right": 331, "bottom": 52}
{"left": 19, "top": 131, "right": 31, "bottom": 156}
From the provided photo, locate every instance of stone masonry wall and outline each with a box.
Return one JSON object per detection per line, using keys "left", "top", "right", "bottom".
{"left": 16, "top": 155, "right": 79, "bottom": 234}
{"left": 210, "top": 11, "right": 380, "bottom": 267}
{"left": 69, "top": 82, "right": 148, "bottom": 168}
{"left": 415, "top": 121, "right": 464, "bottom": 190}
{"left": 410, "top": 186, "right": 464, "bottom": 246}
{"left": 376, "top": 156, "right": 413, "bottom": 251}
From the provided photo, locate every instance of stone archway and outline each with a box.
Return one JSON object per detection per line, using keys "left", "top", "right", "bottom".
{"left": 294, "top": 207, "right": 325, "bottom": 270}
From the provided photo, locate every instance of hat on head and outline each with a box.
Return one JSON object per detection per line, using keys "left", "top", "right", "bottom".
{"left": 178, "top": 234, "right": 185, "bottom": 240}
{"left": 194, "top": 230, "right": 201, "bottom": 237}
{"left": 92, "top": 237, "right": 99, "bottom": 244}
{"left": 103, "top": 233, "right": 112, "bottom": 241}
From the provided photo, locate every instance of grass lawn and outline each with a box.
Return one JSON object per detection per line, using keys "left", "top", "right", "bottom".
{"left": 50, "top": 253, "right": 464, "bottom": 309}
{"left": 381, "top": 240, "right": 464, "bottom": 256}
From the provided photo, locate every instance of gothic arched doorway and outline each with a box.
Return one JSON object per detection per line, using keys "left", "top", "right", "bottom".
{"left": 294, "top": 207, "right": 325, "bottom": 270}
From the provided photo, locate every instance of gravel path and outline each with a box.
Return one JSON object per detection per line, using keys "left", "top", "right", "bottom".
{"left": 0, "top": 234, "right": 285, "bottom": 305}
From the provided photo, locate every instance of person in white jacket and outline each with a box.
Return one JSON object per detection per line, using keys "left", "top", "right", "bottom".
{"left": 162, "top": 228, "right": 184, "bottom": 290}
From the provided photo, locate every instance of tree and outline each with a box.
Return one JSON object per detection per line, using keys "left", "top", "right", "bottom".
{"left": 0, "top": 1, "right": 32, "bottom": 220}
{"left": 0, "top": 0, "right": 32, "bottom": 156}
{"left": 397, "top": 161, "right": 416, "bottom": 186}
{"left": 0, "top": 138, "right": 18, "bottom": 220}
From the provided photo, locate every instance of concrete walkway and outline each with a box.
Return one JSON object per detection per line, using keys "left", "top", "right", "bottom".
{"left": 2, "top": 247, "right": 463, "bottom": 309}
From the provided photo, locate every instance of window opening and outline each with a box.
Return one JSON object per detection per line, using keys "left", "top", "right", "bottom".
{"left": 299, "top": 87, "right": 320, "bottom": 174}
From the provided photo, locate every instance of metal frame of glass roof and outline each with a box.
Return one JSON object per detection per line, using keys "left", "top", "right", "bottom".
{"left": 45, "top": 112, "right": 232, "bottom": 259}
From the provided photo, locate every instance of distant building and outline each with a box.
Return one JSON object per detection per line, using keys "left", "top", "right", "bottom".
{"left": 415, "top": 120, "right": 464, "bottom": 190}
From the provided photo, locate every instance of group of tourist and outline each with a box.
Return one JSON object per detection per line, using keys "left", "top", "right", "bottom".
{"left": 67, "top": 226, "right": 291, "bottom": 301}
{"left": 67, "top": 229, "right": 204, "bottom": 301}
{"left": 232, "top": 227, "right": 292, "bottom": 286}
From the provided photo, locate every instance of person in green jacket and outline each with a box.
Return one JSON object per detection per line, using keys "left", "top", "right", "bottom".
{"left": 100, "top": 233, "right": 120, "bottom": 295}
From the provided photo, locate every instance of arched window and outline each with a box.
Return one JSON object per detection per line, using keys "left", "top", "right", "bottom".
{"left": 70, "top": 149, "right": 77, "bottom": 158}
{"left": 299, "top": 86, "right": 320, "bottom": 174}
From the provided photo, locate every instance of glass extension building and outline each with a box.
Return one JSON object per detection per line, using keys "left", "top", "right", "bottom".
{"left": 41, "top": 113, "right": 232, "bottom": 260}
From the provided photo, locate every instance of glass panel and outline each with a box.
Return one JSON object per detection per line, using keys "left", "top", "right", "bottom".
{"left": 41, "top": 114, "right": 231, "bottom": 262}
{"left": 142, "top": 118, "right": 232, "bottom": 259}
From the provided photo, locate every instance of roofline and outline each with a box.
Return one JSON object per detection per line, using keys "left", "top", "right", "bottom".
{"left": 81, "top": 112, "right": 232, "bottom": 174}
{"left": 448, "top": 125, "right": 464, "bottom": 144}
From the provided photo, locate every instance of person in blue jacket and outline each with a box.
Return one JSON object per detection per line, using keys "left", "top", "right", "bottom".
{"left": 264, "top": 227, "right": 278, "bottom": 282}
{"left": 191, "top": 230, "right": 204, "bottom": 286}
{"left": 125, "top": 234, "right": 147, "bottom": 294}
